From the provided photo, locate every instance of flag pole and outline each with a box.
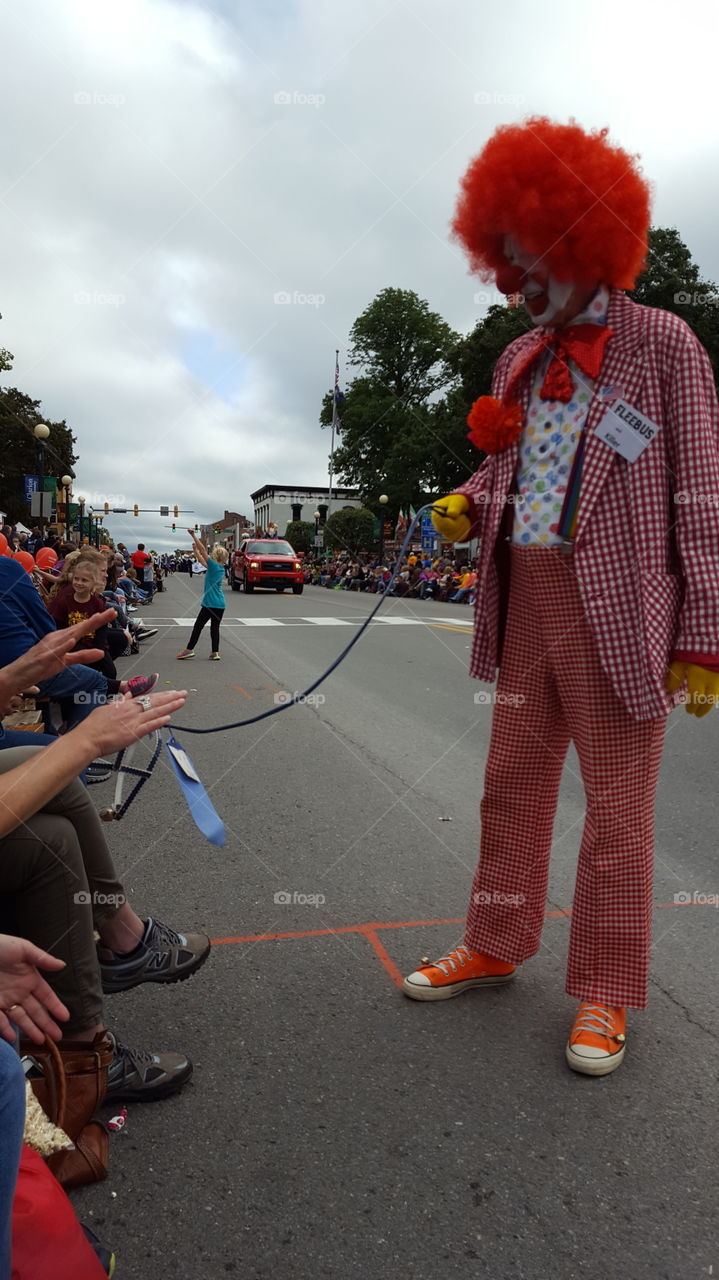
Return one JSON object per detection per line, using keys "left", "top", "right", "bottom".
{"left": 327, "top": 348, "right": 338, "bottom": 518}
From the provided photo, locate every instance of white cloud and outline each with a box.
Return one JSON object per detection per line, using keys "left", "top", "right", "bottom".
{"left": 2, "top": 0, "right": 717, "bottom": 548}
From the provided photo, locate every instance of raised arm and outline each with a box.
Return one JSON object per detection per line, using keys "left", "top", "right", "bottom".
{"left": 188, "top": 529, "right": 208, "bottom": 566}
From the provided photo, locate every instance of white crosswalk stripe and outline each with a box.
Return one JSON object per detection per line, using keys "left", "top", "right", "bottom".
{"left": 299, "top": 616, "right": 352, "bottom": 626}
{"left": 233, "top": 617, "right": 284, "bottom": 626}
{"left": 152, "top": 615, "right": 471, "bottom": 629}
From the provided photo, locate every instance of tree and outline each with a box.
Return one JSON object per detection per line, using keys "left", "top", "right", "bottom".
{"left": 284, "top": 520, "right": 314, "bottom": 553}
{"left": 427, "top": 303, "right": 530, "bottom": 493}
{"left": 630, "top": 227, "right": 719, "bottom": 380}
{"left": 324, "top": 507, "right": 376, "bottom": 555}
{"left": 320, "top": 288, "right": 458, "bottom": 512}
{"left": 0, "top": 355, "right": 78, "bottom": 523}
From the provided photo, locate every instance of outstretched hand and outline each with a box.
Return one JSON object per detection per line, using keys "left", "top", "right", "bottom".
{"left": 84, "top": 688, "right": 188, "bottom": 758}
{"left": 0, "top": 935, "right": 70, "bottom": 1044}
{"left": 0, "top": 610, "right": 117, "bottom": 698}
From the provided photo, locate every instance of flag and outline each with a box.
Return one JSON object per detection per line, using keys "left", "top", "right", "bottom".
{"left": 333, "top": 354, "right": 344, "bottom": 435}
{"left": 408, "top": 505, "right": 417, "bottom": 524}
{"left": 394, "top": 511, "right": 407, "bottom": 540}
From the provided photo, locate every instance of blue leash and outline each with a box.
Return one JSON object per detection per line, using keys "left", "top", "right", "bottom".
{"left": 170, "top": 504, "right": 441, "bottom": 735}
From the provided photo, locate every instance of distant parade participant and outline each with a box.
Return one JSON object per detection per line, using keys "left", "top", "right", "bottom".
{"left": 402, "top": 117, "right": 719, "bottom": 1076}
{"left": 177, "top": 531, "right": 228, "bottom": 661}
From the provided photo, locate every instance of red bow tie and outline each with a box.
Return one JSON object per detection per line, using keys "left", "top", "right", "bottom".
{"left": 537, "top": 323, "right": 613, "bottom": 402}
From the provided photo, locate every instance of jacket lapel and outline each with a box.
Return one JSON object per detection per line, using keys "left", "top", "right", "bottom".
{"left": 574, "top": 290, "right": 647, "bottom": 539}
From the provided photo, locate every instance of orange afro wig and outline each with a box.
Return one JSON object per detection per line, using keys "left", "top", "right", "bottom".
{"left": 452, "top": 117, "right": 651, "bottom": 290}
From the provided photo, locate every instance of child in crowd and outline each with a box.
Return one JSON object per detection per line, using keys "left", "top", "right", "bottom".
{"left": 177, "top": 532, "right": 228, "bottom": 661}
{"left": 48, "top": 552, "right": 157, "bottom": 696}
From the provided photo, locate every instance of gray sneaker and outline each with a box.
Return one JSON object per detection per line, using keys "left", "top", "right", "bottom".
{"left": 98, "top": 917, "right": 211, "bottom": 994}
{"left": 105, "top": 1030, "right": 192, "bottom": 1102}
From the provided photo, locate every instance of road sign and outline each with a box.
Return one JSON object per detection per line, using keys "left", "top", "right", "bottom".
{"left": 23, "top": 475, "right": 40, "bottom": 504}
{"left": 313, "top": 533, "right": 324, "bottom": 547}
{"left": 160, "top": 506, "right": 169, "bottom": 516}
{"left": 30, "top": 492, "right": 54, "bottom": 517}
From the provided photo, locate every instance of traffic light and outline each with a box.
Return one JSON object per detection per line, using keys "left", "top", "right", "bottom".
{"left": 194, "top": 524, "right": 198, "bottom": 532}
{"left": 173, "top": 505, "right": 179, "bottom": 519}
{"left": 133, "top": 504, "right": 139, "bottom": 517}
{"left": 104, "top": 503, "right": 109, "bottom": 516}
{"left": 172, "top": 523, "right": 176, "bottom": 532}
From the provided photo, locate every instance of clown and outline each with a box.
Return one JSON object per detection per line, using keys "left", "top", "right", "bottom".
{"left": 403, "top": 118, "right": 719, "bottom": 1075}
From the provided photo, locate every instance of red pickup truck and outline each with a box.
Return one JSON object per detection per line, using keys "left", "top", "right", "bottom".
{"left": 229, "top": 539, "right": 304, "bottom": 594}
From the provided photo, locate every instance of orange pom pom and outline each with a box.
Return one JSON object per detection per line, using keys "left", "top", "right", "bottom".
{"left": 467, "top": 397, "right": 525, "bottom": 454}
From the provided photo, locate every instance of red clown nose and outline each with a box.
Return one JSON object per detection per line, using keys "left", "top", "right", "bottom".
{"left": 495, "top": 264, "right": 526, "bottom": 296}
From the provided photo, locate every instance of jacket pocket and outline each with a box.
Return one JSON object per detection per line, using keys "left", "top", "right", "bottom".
{"left": 640, "top": 571, "right": 683, "bottom": 677}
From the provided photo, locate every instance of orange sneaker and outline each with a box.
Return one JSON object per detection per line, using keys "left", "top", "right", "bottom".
{"left": 402, "top": 945, "right": 517, "bottom": 1001}
{"left": 566, "top": 1002, "right": 627, "bottom": 1076}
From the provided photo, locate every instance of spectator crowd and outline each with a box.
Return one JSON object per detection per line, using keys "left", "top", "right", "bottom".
{"left": 302, "top": 550, "right": 478, "bottom": 603}
{"left": 0, "top": 520, "right": 208, "bottom": 1278}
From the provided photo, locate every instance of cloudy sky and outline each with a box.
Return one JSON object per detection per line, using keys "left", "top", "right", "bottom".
{"left": 2, "top": 0, "right": 718, "bottom": 549}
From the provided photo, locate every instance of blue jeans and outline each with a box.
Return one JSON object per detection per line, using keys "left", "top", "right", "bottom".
{"left": 37, "top": 665, "right": 109, "bottom": 732}
{"left": 0, "top": 1039, "right": 24, "bottom": 1280}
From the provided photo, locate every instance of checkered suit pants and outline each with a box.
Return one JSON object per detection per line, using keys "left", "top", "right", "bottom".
{"left": 464, "top": 546, "right": 666, "bottom": 1008}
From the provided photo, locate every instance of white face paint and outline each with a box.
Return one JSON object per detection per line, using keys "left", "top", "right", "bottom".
{"left": 502, "top": 235, "right": 576, "bottom": 327}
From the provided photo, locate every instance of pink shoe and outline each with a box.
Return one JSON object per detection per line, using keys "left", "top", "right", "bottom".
{"left": 125, "top": 673, "right": 159, "bottom": 698}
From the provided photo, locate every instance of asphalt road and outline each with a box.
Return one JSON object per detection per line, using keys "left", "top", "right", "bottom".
{"left": 74, "top": 572, "right": 719, "bottom": 1280}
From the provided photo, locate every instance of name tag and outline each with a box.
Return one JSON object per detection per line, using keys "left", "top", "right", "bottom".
{"left": 166, "top": 742, "right": 201, "bottom": 783}
{"left": 595, "top": 399, "right": 662, "bottom": 463}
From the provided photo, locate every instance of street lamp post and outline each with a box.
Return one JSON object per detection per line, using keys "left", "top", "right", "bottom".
{"left": 60, "top": 475, "right": 73, "bottom": 540}
{"left": 77, "top": 496, "right": 86, "bottom": 544}
{"left": 33, "top": 423, "right": 50, "bottom": 531}
{"left": 313, "top": 510, "right": 321, "bottom": 559}
{"left": 378, "top": 493, "right": 388, "bottom": 563}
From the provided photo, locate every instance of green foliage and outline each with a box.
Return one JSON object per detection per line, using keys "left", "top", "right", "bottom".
{"left": 630, "top": 227, "right": 719, "bottom": 380}
{"left": 428, "top": 303, "right": 531, "bottom": 490}
{"left": 324, "top": 507, "right": 376, "bottom": 555}
{"left": 0, "top": 387, "right": 77, "bottom": 523}
{"left": 320, "top": 288, "right": 458, "bottom": 512}
{"left": 0, "top": 350, "right": 13, "bottom": 374}
{"left": 284, "top": 519, "right": 314, "bottom": 552}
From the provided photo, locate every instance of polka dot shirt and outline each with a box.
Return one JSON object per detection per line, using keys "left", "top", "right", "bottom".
{"left": 512, "top": 286, "right": 610, "bottom": 546}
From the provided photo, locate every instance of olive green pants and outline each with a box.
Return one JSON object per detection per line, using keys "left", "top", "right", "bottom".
{"left": 0, "top": 746, "right": 126, "bottom": 1033}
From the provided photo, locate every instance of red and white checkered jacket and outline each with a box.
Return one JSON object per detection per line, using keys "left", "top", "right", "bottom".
{"left": 456, "top": 289, "right": 719, "bottom": 721}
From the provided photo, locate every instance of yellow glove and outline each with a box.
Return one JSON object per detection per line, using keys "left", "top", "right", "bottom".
{"left": 666, "top": 661, "right": 719, "bottom": 717}
{"left": 431, "top": 494, "right": 472, "bottom": 543}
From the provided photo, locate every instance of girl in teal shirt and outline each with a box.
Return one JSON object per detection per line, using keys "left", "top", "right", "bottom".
{"left": 177, "top": 532, "right": 228, "bottom": 660}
